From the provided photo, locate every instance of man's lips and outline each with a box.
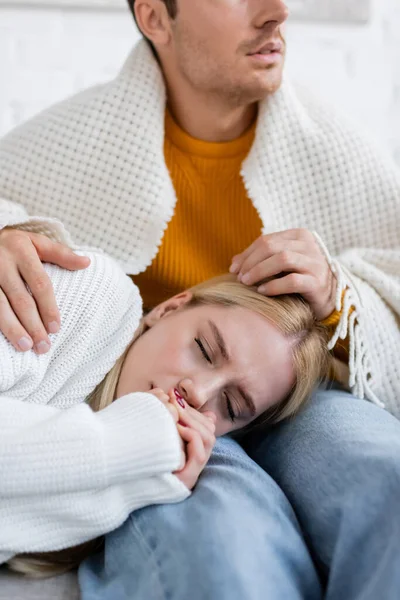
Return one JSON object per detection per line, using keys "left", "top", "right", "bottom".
{"left": 247, "top": 40, "right": 283, "bottom": 56}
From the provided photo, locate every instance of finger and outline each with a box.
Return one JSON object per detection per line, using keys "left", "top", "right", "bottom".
{"left": 151, "top": 388, "right": 170, "bottom": 403}
{"left": 16, "top": 247, "right": 62, "bottom": 336}
{"left": 0, "top": 287, "right": 34, "bottom": 352}
{"left": 257, "top": 272, "right": 314, "bottom": 297}
{"left": 176, "top": 406, "right": 215, "bottom": 438}
{"left": 1, "top": 265, "right": 51, "bottom": 354}
{"left": 238, "top": 240, "right": 307, "bottom": 281}
{"left": 241, "top": 251, "right": 315, "bottom": 287}
{"left": 202, "top": 410, "right": 217, "bottom": 425}
{"left": 30, "top": 233, "right": 91, "bottom": 271}
{"left": 178, "top": 426, "right": 206, "bottom": 465}
{"left": 167, "top": 389, "right": 216, "bottom": 433}
{"left": 230, "top": 238, "right": 260, "bottom": 273}
{"left": 175, "top": 401, "right": 216, "bottom": 433}
{"left": 175, "top": 407, "right": 215, "bottom": 445}
{"left": 182, "top": 405, "right": 216, "bottom": 432}
{"left": 165, "top": 403, "right": 179, "bottom": 423}
{"left": 230, "top": 229, "right": 305, "bottom": 273}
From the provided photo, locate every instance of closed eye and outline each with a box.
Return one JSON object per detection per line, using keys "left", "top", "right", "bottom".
{"left": 225, "top": 393, "right": 237, "bottom": 423}
{"left": 195, "top": 338, "right": 212, "bottom": 364}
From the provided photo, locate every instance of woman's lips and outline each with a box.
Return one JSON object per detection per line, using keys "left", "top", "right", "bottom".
{"left": 174, "top": 388, "right": 185, "bottom": 408}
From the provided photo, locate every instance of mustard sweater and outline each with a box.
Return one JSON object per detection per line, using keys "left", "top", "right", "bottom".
{"left": 135, "top": 111, "right": 262, "bottom": 306}
{"left": 134, "top": 111, "right": 349, "bottom": 367}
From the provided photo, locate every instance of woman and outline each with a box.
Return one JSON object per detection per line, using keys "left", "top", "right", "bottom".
{"left": 0, "top": 247, "right": 330, "bottom": 577}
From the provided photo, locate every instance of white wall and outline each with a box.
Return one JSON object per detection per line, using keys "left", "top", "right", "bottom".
{"left": 0, "top": 0, "right": 399, "bottom": 164}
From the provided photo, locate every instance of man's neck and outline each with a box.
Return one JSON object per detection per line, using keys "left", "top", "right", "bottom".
{"left": 166, "top": 86, "right": 258, "bottom": 143}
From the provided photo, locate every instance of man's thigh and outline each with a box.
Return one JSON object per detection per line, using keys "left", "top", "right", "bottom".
{"left": 79, "top": 437, "right": 321, "bottom": 600}
{"left": 246, "top": 386, "right": 400, "bottom": 599}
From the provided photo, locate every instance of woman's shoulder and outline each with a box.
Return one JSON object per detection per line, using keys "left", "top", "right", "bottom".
{"left": 41, "top": 250, "right": 142, "bottom": 358}
{"left": 43, "top": 249, "right": 141, "bottom": 316}
{"left": 0, "top": 250, "right": 142, "bottom": 401}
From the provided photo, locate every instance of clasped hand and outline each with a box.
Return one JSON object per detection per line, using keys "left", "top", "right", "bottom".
{"left": 150, "top": 388, "right": 216, "bottom": 491}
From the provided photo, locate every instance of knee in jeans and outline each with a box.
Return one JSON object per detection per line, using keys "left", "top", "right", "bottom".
{"left": 359, "top": 443, "right": 400, "bottom": 500}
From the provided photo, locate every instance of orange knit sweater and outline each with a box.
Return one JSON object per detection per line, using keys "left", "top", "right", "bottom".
{"left": 134, "top": 111, "right": 350, "bottom": 371}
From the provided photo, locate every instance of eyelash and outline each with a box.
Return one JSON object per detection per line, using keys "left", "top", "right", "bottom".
{"left": 194, "top": 337, "right": 236, "bottom": 423}
{"left": 194, "top": 337, "right": 212, "bottom": 363}
{"left": 225, "top": 393, "right": 236, "bottom": 423}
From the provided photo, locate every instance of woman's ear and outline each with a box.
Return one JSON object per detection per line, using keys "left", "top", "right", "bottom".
{"left": 134, "top": 0, "right": 172, "bottom": 47}
{"left": 144, "top": 291, "right": 193, "bottom": 327}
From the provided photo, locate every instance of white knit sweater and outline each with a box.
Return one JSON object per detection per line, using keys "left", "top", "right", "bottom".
{"left": 0, "top": 248, "right": 189, "bottom": 565}
{"left": 0, "top": 40, "right": 399, "bottom": 417}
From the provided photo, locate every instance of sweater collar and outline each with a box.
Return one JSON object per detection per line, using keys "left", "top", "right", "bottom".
{"left": 164, "top": 109, "right": 256, "bottom": 159}
{"left": 114, "top": 40, "right": 298, "bottom": 268}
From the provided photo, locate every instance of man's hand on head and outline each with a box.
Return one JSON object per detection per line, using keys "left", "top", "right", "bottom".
{"left": 0, "top": 228, "right": 90, "bottom": 353}
{"left": 230, "top": 228, "right": 337, "bottom": 322}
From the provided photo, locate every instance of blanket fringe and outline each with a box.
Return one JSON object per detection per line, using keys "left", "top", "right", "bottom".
{"left": 312, "top": 232, "right": 385, "bottom": 409}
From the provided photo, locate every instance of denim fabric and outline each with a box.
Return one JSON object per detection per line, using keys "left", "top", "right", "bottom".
{"left": 79, "top": 387, "right": 400, "bottom": 599}
{"left": 246, "top": 386, "right": 400, "bottom": 599}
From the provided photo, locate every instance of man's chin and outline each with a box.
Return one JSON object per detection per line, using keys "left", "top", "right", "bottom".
{"left": 244, "top": 75, "right": 283, "bottom": 103}
{"left": 258, "top": 69, "right": 284, "bottom": 96}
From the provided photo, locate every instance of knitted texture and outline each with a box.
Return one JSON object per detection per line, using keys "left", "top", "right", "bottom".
{"left": 134, "top": 109, "right": 262, "bottom": 307}
{"left": 0, "top": 251, "right": 189, "bottom": 562}
{"left": 1, "top": 250, "right": 138, "bottom": 406}
{"left": 0, "top": 40, "right": 399, "bottom": 416}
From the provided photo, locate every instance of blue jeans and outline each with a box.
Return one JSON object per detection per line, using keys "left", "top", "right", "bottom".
{"left": 79, "top": 387, "right": 400, "bottom": 599}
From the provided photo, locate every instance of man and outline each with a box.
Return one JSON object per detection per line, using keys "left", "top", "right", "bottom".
{"left": 0, "top": 0, "right": 399, "bottom": 598}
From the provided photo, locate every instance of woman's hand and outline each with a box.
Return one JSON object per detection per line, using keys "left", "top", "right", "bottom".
{"left": 168, "top": 390, "right": 216, "bottom": 491}
{"left": 149, "top": 388, "right": 186, "bottom": 469}
{"left": 148, "top": 387, "right": 216, "bottom": 490}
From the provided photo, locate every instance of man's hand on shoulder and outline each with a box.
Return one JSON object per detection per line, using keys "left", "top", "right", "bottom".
{"left": 230, "top": 228, "right": 337, "bottom": 321}
{"left": 0, "top": 228, "right": 90, "bottom": 353}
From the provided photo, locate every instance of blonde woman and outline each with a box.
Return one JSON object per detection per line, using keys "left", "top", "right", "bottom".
{"left": 0, "top": 248, "right": 330, "bottom": 578}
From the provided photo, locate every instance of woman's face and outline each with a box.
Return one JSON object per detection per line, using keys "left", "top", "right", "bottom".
{"left": 116, "top": 292, "right": 296, "bottom": 436}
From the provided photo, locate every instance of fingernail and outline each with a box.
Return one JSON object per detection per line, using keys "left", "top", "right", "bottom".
{"left": 174, "top": 388, "right": 185, "bottom": 408}
{"left": 178, "top": 420, "right": 187, "bottom": 427}
{"left": 48, "top": 321, "right": 59, "bottom": 334}
{"left": 229, "top": 262, "right": 239, "bottom": 274}
{"left": 18, "top": 336, "right": 33, "bottom": 351}
{"left": 241, "top": 273, "right": 250, "bottom": 284}
{"left": 35, "top": 340, "right": 51, "bottom": 354}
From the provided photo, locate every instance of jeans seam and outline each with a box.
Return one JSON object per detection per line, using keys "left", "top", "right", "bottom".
{"left": 127, "top": 516, "right": 169, "bottom": 600}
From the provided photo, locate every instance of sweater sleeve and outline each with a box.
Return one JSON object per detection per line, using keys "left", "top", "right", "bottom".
{"left": 0, "top": 392, "right": 189, "bottom": 563}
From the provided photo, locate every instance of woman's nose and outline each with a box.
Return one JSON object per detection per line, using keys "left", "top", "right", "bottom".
{"left": 178, "top": 378, "right": 209, "bottom": 410}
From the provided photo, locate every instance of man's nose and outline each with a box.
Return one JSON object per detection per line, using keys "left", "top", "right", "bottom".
{"left": 259, "top": 0, "right": 289, "bottom": 28}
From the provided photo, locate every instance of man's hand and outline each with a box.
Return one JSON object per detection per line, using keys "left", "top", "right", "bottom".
{"left": 230, "top": 228, "right": 337, "bottom": 321}
{"left": 0, "top": 228, "right": 90, "bottom": 353}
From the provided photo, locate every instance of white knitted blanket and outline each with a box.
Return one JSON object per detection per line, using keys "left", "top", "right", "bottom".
{"left": 0, "top": 40, "right": 399, "bottom": 417}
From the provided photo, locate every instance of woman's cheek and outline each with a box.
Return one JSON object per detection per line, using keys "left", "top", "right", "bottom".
{"left": 163, "top": 344, "right": 194, "bottom": 373}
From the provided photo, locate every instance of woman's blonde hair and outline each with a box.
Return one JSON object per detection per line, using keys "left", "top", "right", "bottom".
{"left": 7, "top": 275, "right": 331, "bottom": 578}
